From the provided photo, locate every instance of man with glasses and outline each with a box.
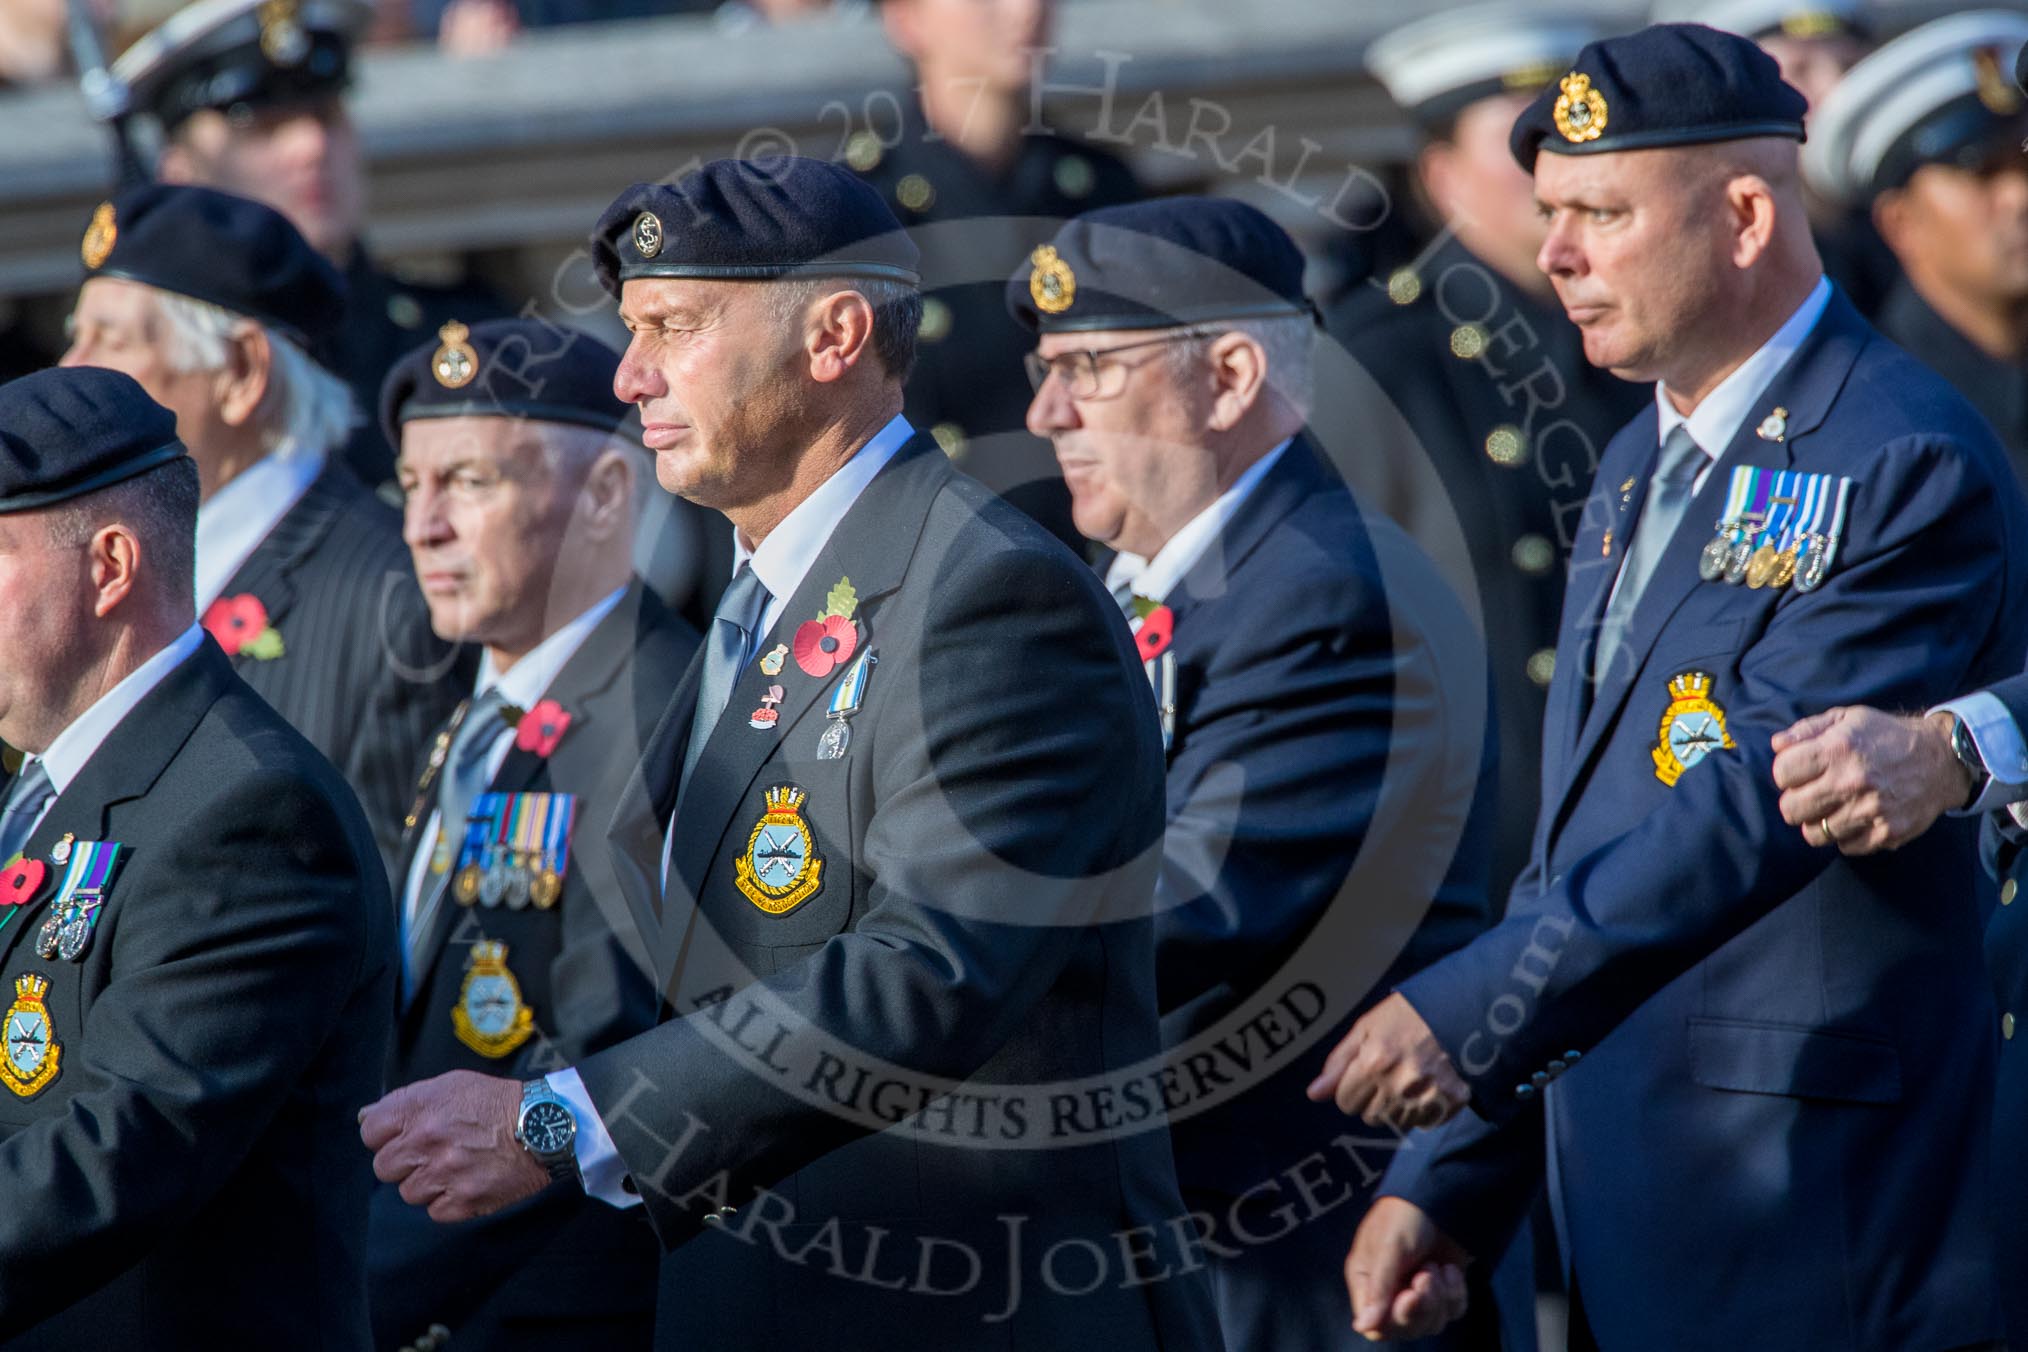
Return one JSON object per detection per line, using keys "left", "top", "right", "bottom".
{"left": 1016, "top": 197, "right": 1525, "bottom": 1352}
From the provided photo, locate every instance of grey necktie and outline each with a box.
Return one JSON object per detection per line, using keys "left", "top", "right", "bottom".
{"left": 0, "top": 760, "right": 53, "bottom": 864}
{"left": 403, "top": 688, "right": 511, "bottom": 995}
{"left": 1595, "top": 425, "right": 1704, "bottom": 684}
{"left": 678, "top": 564, "right": 771, "bottom": 806}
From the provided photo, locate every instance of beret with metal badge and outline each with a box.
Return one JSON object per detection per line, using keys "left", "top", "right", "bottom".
{"left": 379, "top": 317, "right": 630, "bottom": 448}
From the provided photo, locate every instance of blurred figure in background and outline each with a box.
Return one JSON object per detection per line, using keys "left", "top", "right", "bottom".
{"left": 113, "top": 0, "right": 509, "bottom": 491}
{"left": 851, "top": 0, "right": 1141, "bottom": 551}
{"left": 1327, "top": 3, "right": 1647, "bottom": 901}
{"left": 59, "top": 182, "right": 463, "bottom": 880}
{"left": 1807, "top": 12, "right": 2028, "bottom": 487}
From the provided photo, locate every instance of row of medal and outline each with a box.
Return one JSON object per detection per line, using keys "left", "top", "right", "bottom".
{"left": 1697, "top": 465, "right": 1853, "bottom": 593}
{"left": 35, "top": 841, "right": 121, "bottom": 964}
{"left": 437, "top": 791, "right": 576, "bottom": 912}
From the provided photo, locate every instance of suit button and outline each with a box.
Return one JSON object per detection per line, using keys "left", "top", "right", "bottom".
{"left": 2004, "top": 878, "right": 2018, "bottom": 906}
{"left": 1526, "top": 648, "right": 1557, "bottom": 688}
{"left": 2006, "top": 1013, "right": 2017, "bottom": 1041}
{"left": 702, "top": 1204, "right": 738, "bottom": 1225}
{"left": 429, "top": 1326, "right": 450, "bottom": 1345}
{"left": 1511, "top": 534, "right": 1555, "bottom": 577}
{"left": 1530, "top": 1071, "right": 1550, "bottom": 1087}
{"left": 1562, "top": 1049, "right": 1583, "bottom": 1064}
{"left": 1515, "top": 1083, "right": 1536, "bottom": 1099}
{"left": 1547, "top": 1059, "right": 1567, "bottom": 1073}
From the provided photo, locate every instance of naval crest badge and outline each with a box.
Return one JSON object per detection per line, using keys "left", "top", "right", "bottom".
{"left": 1029, "top": 244, "right": 1076, "bottom": 315}
{"left": 81, "top": 202, "right": 117, "bottom": 271}
{"left": 735, "top": 785, "right": 823, "bottom": 915}
{"left": 452, "top": 940, "right": 536, "bottom": 1058}
{"left": 432, "top": 321, "right": 478, "bottom": 390}
{"left": 2, "top": 973, "right": 60, "bottom": 1098}
{"left": 1554, "top": 72, "right": 1608, "bottom": 144}
{"left": 1652, "top": 671, "right": 1736, "bottom": 787}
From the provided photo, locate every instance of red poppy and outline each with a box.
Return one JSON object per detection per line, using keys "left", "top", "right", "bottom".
{"left": 0, "top": 857, "right": 45, "bottom": 907}
{"left": 1135, "top": 605, "right": 1174, "bottom": 662}
{"left": 794, "top": 615, "right": 859, "bottom": 678}
{"left": 202, "top": 593, "right": 270, "bottom": 657}
{"left": 514, "top": 699, "right": 572, "bottom": 757}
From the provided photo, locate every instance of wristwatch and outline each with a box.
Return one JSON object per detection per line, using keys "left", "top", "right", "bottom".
{"left": 1944, "top": 712, "right": 1991, "bottom": 811}
{"left": 516, "top": 1079, "right": 580, "bottom": 1186}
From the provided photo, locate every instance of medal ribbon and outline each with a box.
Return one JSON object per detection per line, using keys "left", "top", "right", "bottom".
{"left": 1720, "top": 466, "right": 1755, "bottom": 535}
{"left": 1819, "top": 476, "right": 1855, "bottom": 575}
{"left": 464, "top": 792, "right": 506, "bottom": 869}
{"left": 58, "top": 841, "right": 119, "bottom": 908}
{"left": 511, "top": 793, "right": 541, "bottom": 861}
{"left": 543, "top": 794, "right": 577, "bottom": 878}
{"left": 1755, "top": 470, "right": 1801, "bottom": 550}
{"left": 1783, "top": 471, "right": 1824, "bottom": 554}
{"left": 826, "top": 651, "right": 874, "bottom": 718}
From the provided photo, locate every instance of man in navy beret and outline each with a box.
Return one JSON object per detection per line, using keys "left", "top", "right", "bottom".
{"left": 60, "top": 181, "right": 464, "bottom": 884}
{"left": 0, "top": 366, "right": 393, "bottom": 1347}
{"left": 1309, "top": 23, "right": 2024, "bottom": 1349}
{"left": 361, "top": 156, "right": 1218, "bottom": 1351}
{"left": 365, "top": 317, "right": 696, "bottom": 1352}
{"left": 1014, "top": 196, "right": 1530, "bottom": 1351}
{"left": 113, "top": 0, "right": 509, "bottom": 490}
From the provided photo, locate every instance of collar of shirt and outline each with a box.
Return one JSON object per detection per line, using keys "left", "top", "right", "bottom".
{"left": 1103, "top": 439, "right": 1292, "bottom": 605}
{"left": 194, "top": 441, "right": 328, "bottom": 610}
{"left": 475, "top": 584, "right": 629, "bottom": 713}
{"left": 734, "top": 413, "right": 913, "bottom": 642}
{"left": 30, "top": 623, "right": 206, "bottom": 796}
{"left": 1655, "top": 276, "right": 1831, "bottom": 486}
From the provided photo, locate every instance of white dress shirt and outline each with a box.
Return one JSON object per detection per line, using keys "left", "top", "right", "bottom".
{"left": 1102, "top": 439, "right": 1290, "bottom": 606}
{"left": 399, "top": 585, "right": 629, "bottom": 932}
{"left": 552, "top": 414, "right": 914, "bottom": 1209}
{"left": 193, "top": 443, "right": 327, "bottom": 611}
{"left": 15, "top": 625, "right": 206, "bottom": 838}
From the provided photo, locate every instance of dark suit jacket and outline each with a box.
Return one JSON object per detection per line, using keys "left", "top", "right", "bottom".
{"left": 1381, "top": 291, "right": 2026, "bottom": 1351}
{"left": 1973, "top": 673, "right": 2028, "bottom": 1348}
{"left": 216, "top": 459, "right": 466, "bottom": 879}
{"left": 574, "top": 434, "right": 1219, "bottom": 1351}
{"left": 0, "top": 638, "right": 394, "bottom": 1349}
{"left": 368, "top": 582, "right": 695, "bottom": 1349}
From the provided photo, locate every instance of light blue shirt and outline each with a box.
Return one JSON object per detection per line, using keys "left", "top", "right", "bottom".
{"left": 551, "top": 414, "right": 914, "bottom": 1209}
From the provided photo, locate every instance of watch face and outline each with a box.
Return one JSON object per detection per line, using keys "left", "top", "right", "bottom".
{"left": 522, "top": 1100, "right": 574, "bottom": 1154}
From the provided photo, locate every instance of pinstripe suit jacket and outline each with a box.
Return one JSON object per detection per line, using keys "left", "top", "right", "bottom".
{"left": 212, "top": 461, "right": 467, "bottom": 879}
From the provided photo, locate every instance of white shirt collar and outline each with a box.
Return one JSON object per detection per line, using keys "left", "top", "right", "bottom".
{"left": 32, "top": 624, "right": 206, "bottom": 795}
{"left": 475, "top": 584, "right": 629, "bottom": 710}
{"left": 1656, "top": 277, "right": 1831, "bottom": 465}
{"left": 734, "top": 413, "right": 913, "bottom": 630}
{"left": 193, "top": 442, "right": 327, "bottom": 610}
{"left": 1104, "top": 439, "right": 1292, "bottom": 605}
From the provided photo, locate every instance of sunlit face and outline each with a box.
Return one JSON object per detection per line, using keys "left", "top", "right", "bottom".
{"left": 882, "top": 0, "right": 1051, "bottom": 94}
{"left": 1532, "top": 148, "right": 1733, "bottom": 381}
{"left": 0, "top": 511, "right": 97, "bottom": 754}
{"left": 161, "top": 97, "right": 364, "bottom": 260}
{"left": 1882, "top": 154, "right": 2028, "bottom": 306}
{"left": 1757, "top": 32, "right": 1867, "bottom": 115}
{"left": 1024, "top": 328, "right": 1214, "bottom": 558}
{"left": 59, "top": 278, "right": 232, "bottom": 457}
{"left": 611, "top": 277, "right": 808, "bottom": 512}
{"left": 1424, "top": 92, "right": 1547, "bottom": 287}
{"left": 397, "top": 416, "right": 584, "bottom": 652}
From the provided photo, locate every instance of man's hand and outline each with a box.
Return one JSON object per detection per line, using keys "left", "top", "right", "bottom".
{"left": 1305, "top": 993, "right": 1468, "bottom": 1129}
{"left": 1345, "top": 1197, "right": 1471, "bottom": 1341}
{"left": 1771, "top": 707, "right": 1972, "bottom": 855}
{"left": 359, "top": 1070, "right": 551, "bottom": 1223}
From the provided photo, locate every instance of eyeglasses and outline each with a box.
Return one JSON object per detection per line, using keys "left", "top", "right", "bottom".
{"left": 1022, "top": 331, "right": 1211, "bottom": 401}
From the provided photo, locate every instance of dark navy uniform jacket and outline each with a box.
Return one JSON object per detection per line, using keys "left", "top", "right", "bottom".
{"left": 1381, "top": 291, "right": 2027, "bottom": 1352}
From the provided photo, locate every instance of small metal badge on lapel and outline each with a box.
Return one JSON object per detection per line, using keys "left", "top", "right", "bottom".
{"left": 759, "top": 644, "right": 789, "bottom": 677}
{"left": 49, "top": 834, "right": 72, "bottom": 866}
{"left": 750, "top": 684, "right": 785, "bottom": 731}
{"left": 1756, "top": 406, "right": 1788, "bottom": 442}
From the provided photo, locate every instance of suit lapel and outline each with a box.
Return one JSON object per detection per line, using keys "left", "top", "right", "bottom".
{"left": 663, "top": 437, "right": 951, "bottom": 908}
{"left": 213, "top": 462, "right": 351, "bottom": 637}
{"left": 1163, "top": 436, "right": 1330, "bottom": 631}
{"left": 1542, "top": 291, "right": 1863, "bottom": 857}
{"left": 0, "top": 643, "right": 234, "bottom": 970}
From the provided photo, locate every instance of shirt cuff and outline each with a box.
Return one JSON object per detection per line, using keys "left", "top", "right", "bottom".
{"left": 546, "top": 1067, "right": 641, "bottom": 1210}
{"left": 1934, "top": 692, "right": 2028, "bottom": 815}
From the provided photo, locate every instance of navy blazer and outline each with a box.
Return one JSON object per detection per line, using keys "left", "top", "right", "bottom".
{"left": 1382, "top": 291, "right": 2028, "bottom": 1351}
{"left": 1973, "top": 672, "right": 2028, "bottom": 1348}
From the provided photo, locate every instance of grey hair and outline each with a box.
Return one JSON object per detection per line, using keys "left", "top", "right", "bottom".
{"left": 763, "top": 276, "right": 923, "bottom": 382}
{"left": 1164, "top": 314, "right": 1316, "bottom": 417}
{"left": 153, "top": 290, "right": 357, "bottom": 457}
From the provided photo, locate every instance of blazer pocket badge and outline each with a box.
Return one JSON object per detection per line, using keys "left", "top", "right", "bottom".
{"left": 2, "top": 973, "right": 60, "bottom": 1098}
{"left": 452, "top": 939, "right": 535, "bottom": 1058}
{"left": 735, "top": 785, "right": 823, "bottom": 915}
{"left": 1652, "top": 671, "right": 1735, "bottom": 787}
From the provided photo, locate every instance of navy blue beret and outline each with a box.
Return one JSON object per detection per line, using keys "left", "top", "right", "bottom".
{"left": 112, "top": 0, "right": 366, "bottom": 131}
{"left": 0, "top": 368, "right": 187, "bottom": 515}
{"left": 590, "top": 157, "right": 919, "bottom": 298}
{"left": 1005, "top": 197, "right": 1314, "bottom": 334}
{"left": 79, "top": 183, "right": 346, "bottom": 348}
{"left": 1509, "top": 23, "right": 1807, "bottom": 171}
{"left": 379, "top": 317, "right": 629, "bottom": 447}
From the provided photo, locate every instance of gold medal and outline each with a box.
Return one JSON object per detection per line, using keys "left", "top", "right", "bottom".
{"left": 1745, "top": 542, "right": 1778, "bottom": 589}
{"left": 1771, "top": 546, "right": 1798, "bottom": 589}
{"left": 454, "top": 863, "right": 483, "bottom": 906}
{"left": 530, "top": 869, "right": 562, "bottom": 910}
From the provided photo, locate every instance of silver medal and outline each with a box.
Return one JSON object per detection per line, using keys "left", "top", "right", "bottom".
{"left": 1796, "top": 535, "right": 1830, "bottom": 592}
{"left": 1722, "top": 536, "right": 1754, "bottom": 584}
{"left": 816, "top": 717, "right": 851, "bottom": 760}
{"left": 1698, "top": 534, "right": 1730, "bottom": 582}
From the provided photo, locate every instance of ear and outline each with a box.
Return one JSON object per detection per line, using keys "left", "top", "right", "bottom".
{"left": 573, "top": 447, "right": 635, "bottom": 544}
{"left": 1871, "top": 187, "right": 1912, "bottom": 257}
{"left": 1204, "top": 330, "right": 1268, "bottom": 433}
{"left": 807, "top": 288, "right": 878, "bottom": 384}
{"left": 215, "top": 323, "right": 273, "bottom": 429}
{"left": 87, "top": 523, "right": 141, "bottom": 620}
{"left": 1417, "top": 141, "right": 1461, "bottom": 222}
{"left": 1727, "top": 175, "right": 1779, "bottom": 270}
